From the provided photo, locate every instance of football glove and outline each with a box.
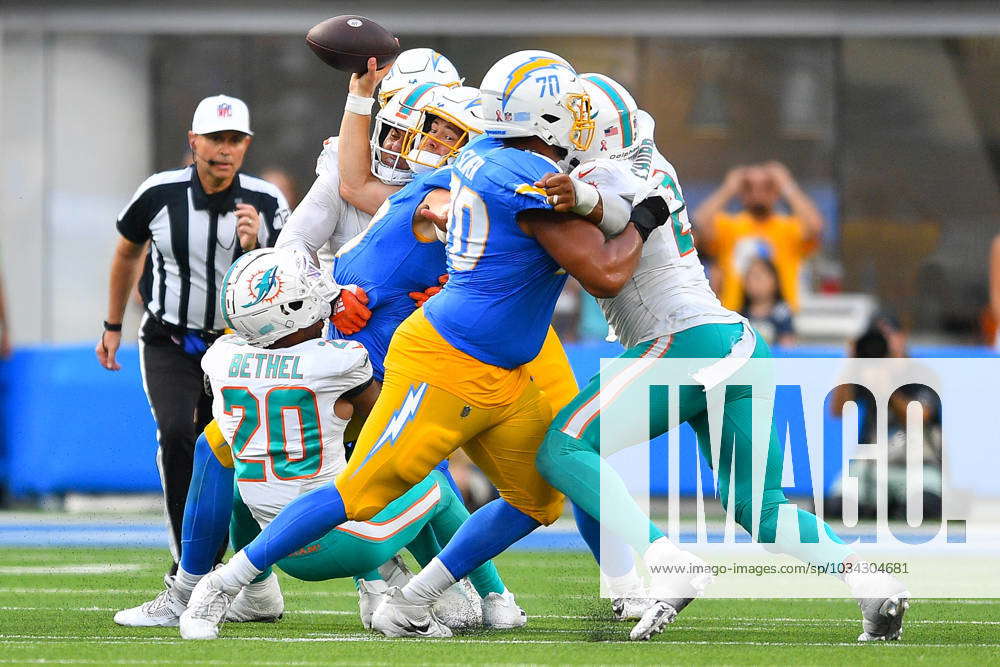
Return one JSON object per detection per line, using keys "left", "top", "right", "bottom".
{"left": 630, "top": 193, "right": 684, "bottom": 242}
{"left": 331, "top": 285, "right": 371, "bottom": 334}
{"left": 408, "top": 274, "right": 449, "bottom": 308}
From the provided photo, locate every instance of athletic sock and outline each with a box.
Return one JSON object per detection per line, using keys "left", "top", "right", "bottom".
{"left": 572, "top": 502, "right": 636, "bottom": 578}
{"left": 643, "top": 536, "right": 682, "bottom": 566}
{"left": 604, "top": 566, "right": 645, "bottom": 599}
{"left": 355, "top": 577, "right": 388, "bottom": 593}
{"left": 466, "top": 560, "right": 506, "bottom": 598}
{"left": 401, "top": 557, "right": 456, "bottom": 606}
{"left": 173, "top": 565, "right": 203, "bottom": 604}
{"left": 214, "top": 550, "right": 262, "bottom": 594}
{"left": 179, "top": 434, "right": 234, "bottom": 576}
{"left": 242, "top": 482, "right": 347, "bottom": 571}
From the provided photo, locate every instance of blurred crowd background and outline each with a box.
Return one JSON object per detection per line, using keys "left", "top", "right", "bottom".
{"left": 1, "top": 1, "right": 998, "bottom": 506}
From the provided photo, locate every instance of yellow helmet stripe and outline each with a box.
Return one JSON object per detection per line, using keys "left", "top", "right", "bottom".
{"left": 502, "top": 57, "right": 571, "bottom": 107}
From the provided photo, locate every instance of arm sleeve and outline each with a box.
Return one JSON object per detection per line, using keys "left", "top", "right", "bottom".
{"left": 274, "top": 172, "right": 344, "bottom": 260}
{"left": 116, "top": 180, "right": 157, "bottom": 244}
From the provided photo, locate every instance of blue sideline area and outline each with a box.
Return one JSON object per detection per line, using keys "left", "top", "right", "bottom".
{"left": 0, "top": 342, "right": 995, "bottom": 499}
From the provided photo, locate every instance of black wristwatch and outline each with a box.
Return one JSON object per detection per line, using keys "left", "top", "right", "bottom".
{"left": 103, "top": 321, "right": 123, "bottom": 332}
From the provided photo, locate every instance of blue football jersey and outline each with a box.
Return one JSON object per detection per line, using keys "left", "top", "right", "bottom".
{"left": 424, "top": 135, "right": 566, "bottom": 369}
{"left": 331, "top": 168, "right": 451, "bottom": 380}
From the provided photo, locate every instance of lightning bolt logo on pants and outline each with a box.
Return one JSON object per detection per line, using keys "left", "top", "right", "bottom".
{"left": 349, "top": 383, "right": 428, "bottom": 478}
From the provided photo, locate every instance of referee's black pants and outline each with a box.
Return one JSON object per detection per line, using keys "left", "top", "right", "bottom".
{"left": 138, "top": 314, "right": 225, "bottom": 574}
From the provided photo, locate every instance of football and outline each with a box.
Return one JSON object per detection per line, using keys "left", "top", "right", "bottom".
{"left": 305, "top": 15, "right": 400, "bottom": 74}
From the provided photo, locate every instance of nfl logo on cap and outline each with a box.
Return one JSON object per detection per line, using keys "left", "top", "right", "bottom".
{"left": 192, "top": 94, "right": 253, "bottom": 135}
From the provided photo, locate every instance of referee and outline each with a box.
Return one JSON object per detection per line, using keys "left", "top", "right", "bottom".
{"left": 97, "top": 94, "right": 289, "bottom": 576}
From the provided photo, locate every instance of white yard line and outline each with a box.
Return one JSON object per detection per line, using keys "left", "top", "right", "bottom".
{"left": 1, "top": 606, "right": 998, "bottom": 626}
{"left": 0, "top": 635, "right": 998, "bottom": 648}
{"left": 0, "top": 565, "right": 143, "bottom": 575}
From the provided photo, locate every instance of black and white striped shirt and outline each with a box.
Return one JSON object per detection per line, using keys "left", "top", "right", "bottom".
{"left": 117, "top": 166, "right": 289, "bottom": 332}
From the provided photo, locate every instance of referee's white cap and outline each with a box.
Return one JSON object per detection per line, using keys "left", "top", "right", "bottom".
{"left": 191, "top": 94, "right": 253, "bottom": 136}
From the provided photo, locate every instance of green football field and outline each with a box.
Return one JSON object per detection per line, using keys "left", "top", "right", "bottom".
{"left": 1, "top": 547, "right": 996, "bottom": 665}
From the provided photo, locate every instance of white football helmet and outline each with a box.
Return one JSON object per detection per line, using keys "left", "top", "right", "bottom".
{"left": 479, "top": 50, "right": 594, "bottom": 153}
{"left": 404, "top": 85, "right": 484, "bottom": 174}
{"left": 567, "top": 73, "right": 640, "bottom": 166}
{"left": 221, "top": 248, "right": 338, "bottom": 347}
{"left": 371, "top": 82, "right": 443, "bottom": 185}
{"left": 378, "top": 48, "right": 462, "bottom": 108}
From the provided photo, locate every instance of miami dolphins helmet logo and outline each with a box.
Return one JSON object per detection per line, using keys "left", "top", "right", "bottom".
{"left": 242, "top": 265, "right": 282, "bottom": 308}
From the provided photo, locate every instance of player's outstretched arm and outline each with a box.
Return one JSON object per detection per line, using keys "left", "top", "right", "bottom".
{"left": 338, "top": 56, "right": 399, "bottom": 215}
{"left": 534, "top": 172, "right": 637, "bottom": 239}
{"left": 521, "top": 211, "right": 641, "bottom": 298}
{"left": 522, "top": 194, "right": 674, "bottom": 298}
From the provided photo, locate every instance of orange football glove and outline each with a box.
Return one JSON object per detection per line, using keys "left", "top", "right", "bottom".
{"left": 408, "top": 274, "right": 449, "bottom": 309}
{"left": 331, "top": 285, "right": 371, "bottom": 335}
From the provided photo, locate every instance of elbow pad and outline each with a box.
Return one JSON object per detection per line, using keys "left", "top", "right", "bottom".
{"left": 631, "top": 194, "right": 682, "bottom": 242}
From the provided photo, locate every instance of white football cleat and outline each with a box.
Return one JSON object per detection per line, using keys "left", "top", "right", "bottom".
{"left": 611, "top": 597, "right": 655, "bottom": 621}
{"left": 179, "top": 573, "right": 236, "bottom": 640}
{"left": 225, "top": 572, "right": 283, "bottom": 623}
{"left": 371, "top": 586, "right": 452, "bottom": 638}
{"left": 629, "top": 600, "right": 678, "bottom": 641}
{"left": 849, "top": 571, "right": 910, "bottom": 641}
{"left": 432, "top": 578, "right": 483, "bottom": 630}
{"left": 113, "top": 587, "right": 186, "bottom": 627}
{"left": 357, "top": 579, "right": 388, "bottom": 630}
{"left": 482, "top": 589, "right": 527, "bottom": 629}
{"left": 630, "top": 546, "right": 713, "bottom": 641}
{"left": 378, "top": 555, "right": 414, "bottom": 589}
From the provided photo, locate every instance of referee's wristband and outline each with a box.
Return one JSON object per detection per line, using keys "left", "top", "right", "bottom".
{"left": 345, "top": 93, "right": 375, "bottom": 116}
{"left": 103, "top": 321, "right": 122, "bottom": 332}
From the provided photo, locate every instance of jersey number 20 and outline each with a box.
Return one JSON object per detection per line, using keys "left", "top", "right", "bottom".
{"left": 222, "top": 386, "right": 324, "bottom": 482}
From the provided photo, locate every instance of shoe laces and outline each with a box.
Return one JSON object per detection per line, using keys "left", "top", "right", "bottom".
{"left": 190, "top": 587, "right": 232, "bottom": 622}
{"left": 141, "top": 589, "right": 175, "bottom": 615}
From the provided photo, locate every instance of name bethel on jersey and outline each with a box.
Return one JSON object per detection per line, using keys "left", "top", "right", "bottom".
{"left": 201, "top": 335, "right": 372, "bottom": 526}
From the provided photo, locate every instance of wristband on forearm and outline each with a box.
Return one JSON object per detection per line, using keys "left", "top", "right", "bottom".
{"left": 596, "top": 192, "right": 631, "bottom": 237}
{"left": 345, "top": 93, "right": 375, "bottom": 116}
{"left": 103, "top": 321, "right": 122, "bottom": 332}
{"left": 569, "top": 180, "right": 600, "bottom": 216}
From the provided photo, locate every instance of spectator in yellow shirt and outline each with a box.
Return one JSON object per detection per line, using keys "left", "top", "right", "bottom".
{"left": 694, "top": 161, "right": 824, "bottom": 311}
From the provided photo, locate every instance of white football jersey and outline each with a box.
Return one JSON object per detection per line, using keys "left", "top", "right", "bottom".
{"left": 201, "top": 334, "right": 372, "bottom": 525}
{"left": 571, "top": 137, "right": 741, "bottom": 349}
{"left": 275, "top": 137, "right": 373, "bottom": 276}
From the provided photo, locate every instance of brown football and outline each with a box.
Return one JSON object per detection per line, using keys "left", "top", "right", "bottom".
{"left": 305, "top": 15, "right": 399, "bottom": 74}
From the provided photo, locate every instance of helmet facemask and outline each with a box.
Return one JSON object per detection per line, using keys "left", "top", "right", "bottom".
{"left": 370, "top": 117, "right": 416, "bottom": 185}
{"left": 563, "top": 93, "right": 595, "bottom": 152}
{"left": 403, "top": 109, "right": 477, "bottom": 174}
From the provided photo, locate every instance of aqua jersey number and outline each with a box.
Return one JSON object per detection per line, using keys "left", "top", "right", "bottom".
{"left": 223, "top": 386, "right": 323, "bottom": 482}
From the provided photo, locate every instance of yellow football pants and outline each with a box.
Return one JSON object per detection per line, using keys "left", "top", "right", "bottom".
{"left": 336, "top": 310, "right": 569, "bottom": 524}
